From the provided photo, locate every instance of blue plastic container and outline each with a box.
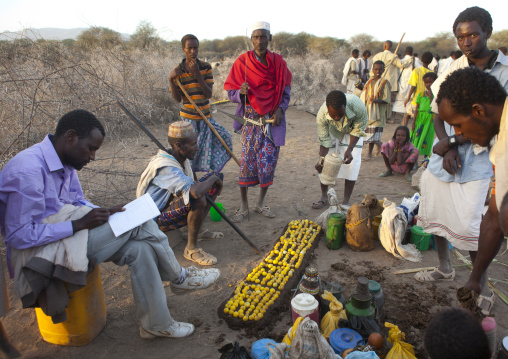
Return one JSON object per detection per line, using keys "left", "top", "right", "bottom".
{"left": 329, "top": 328, "right": 363, "bottom": 355}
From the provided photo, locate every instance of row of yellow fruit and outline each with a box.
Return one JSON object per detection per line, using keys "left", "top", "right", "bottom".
{"left": 223, "top": 220, "right": 321, "bottom": 321}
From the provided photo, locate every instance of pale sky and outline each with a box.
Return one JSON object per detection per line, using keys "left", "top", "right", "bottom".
{"left": 1, "top": 0, "right": 507, "bottom": 42}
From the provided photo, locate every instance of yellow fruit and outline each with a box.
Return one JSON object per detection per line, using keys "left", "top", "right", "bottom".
{"left": 233, "top": 312, "right": 239, "bottom": 318}
{"left": 224, "top": 308, "right": 229, "bottom": 314}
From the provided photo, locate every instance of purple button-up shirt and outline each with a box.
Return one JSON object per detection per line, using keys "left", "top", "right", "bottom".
{"left": 0, "top": 135, "right": 94, "bottom": 260}
{"left": 227, "top": 85, "right": 291, "bottom": 147}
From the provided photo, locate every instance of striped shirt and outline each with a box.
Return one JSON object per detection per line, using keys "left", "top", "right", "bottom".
{"left": 316, "top": 94, "right": 368, "bottom": 148}
{"left": 173, "top": 59, "right": 214, "bottom": 120}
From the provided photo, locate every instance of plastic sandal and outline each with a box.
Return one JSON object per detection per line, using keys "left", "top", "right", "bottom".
{"left": 311, "top": 199, "right": 328, "bottom": 209}
{"left": 183, "top": 247, "right": 217, "bottom": 266}
{"left": 198, "top": 229, "right": 224, "bottom": 241}
{"left": 415, "top": 268, "right": 455, "bottom": 282}
{"left": 378, "top": 171, "right": 393, "bottom": 178}
{"left": 477, "top": 291, "right": 495, "bottom": 316}
{"left": 231, "top": 209, "right": 248, "bottom": 223}
{"left": 254, "top": 206, "right": 276, "bottom": 218}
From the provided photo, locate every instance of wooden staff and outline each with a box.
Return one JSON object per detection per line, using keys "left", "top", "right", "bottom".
{"left": 175, "top": 78, "right": 241, "bottom": 167}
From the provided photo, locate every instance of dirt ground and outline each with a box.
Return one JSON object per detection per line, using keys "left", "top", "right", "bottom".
{"left": 3, "top": 105, "right": 508, "bottom": 358}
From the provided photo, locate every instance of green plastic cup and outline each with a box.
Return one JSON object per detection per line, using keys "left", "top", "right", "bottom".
{"left": 210, "top": 203, "right": 225, "bottom": 222}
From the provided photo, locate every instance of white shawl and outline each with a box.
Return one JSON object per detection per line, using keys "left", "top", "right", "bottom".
{"left": 136, "top": 150, "right": 194, "bottom": 200}
{"left": 341, "top": 57, "right": 356, "bottom": 86}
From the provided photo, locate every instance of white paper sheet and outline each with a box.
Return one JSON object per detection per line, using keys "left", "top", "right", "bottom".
{"left": 108, "top": 193, "right": 161, "bottom": 237}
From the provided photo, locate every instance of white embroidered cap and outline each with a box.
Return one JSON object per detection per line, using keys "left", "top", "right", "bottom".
{"left": 251, "top": 21, "right": 270, "bottom": 34}
{"left": 168, "top": 121, "right": 195, "bottom": 138}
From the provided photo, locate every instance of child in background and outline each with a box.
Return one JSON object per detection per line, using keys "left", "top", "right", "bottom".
{"left": 403, "top": 51, "right": 434, "bottom": 126}
{"left": 379, "top": 126, "right": 419, "bottom": 182}
{"left": 410, "top": 72, "right": 438, "bottom": 159}
{"left": 360, "top": 60, "right": 392, "bottom": 160}
{"left": 424, "top": 307, "right": 491, "bottom": 359}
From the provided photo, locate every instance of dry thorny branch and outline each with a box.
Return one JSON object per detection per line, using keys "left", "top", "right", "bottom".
{"left": 0, "top": 36, "right": 346, "bottom": 207}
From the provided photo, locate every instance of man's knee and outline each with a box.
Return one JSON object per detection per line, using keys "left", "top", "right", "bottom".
{"left": 483, "top": 206, "right": 501, "bottom": 229}
{"left": 193, "top": 196, "right": 207, "bottom": 210}
{"left": 480, "top": 205, "right": 504, "bottom": 244}
{"left": 113, "top": 240, "right": 156, "bottom": 266}
{"left": 141, "top": 219, "right": 168, "bottom": 241}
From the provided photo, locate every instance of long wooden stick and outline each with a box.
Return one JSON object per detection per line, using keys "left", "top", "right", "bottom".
{"left": 175, "top": 78, "right": 240, "bottom": 167}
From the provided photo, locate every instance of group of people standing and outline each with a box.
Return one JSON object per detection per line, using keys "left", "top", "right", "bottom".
{"left": 343, "top": 6, "right": 508, "bottom": 319}
{"left": 0, "top": 6, "right": 507, "bottom": 349}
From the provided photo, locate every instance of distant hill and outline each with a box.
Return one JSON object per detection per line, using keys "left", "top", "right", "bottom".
{"left": 0, "top": 28, "right": 130, "bottom": 41}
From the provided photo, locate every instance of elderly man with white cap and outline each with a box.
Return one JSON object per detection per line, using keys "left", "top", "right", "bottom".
{"left": 224, "top": 21, "right": 292, "bottom": 222}
{"left": 137, "top": 121, "right": 224, "bottom": 266}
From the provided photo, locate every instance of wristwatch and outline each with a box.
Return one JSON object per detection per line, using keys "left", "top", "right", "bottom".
{"left": 448, "top": 135, "right": 458, "bottom": 149}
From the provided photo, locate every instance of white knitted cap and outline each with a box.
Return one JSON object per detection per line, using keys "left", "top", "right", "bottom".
{"left": 251, "top": 21, "right": 270, "bottom": 34}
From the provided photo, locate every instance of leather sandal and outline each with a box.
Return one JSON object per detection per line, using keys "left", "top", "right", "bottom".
{"left": 184, "top": 247, "right": 217, "bottom": 266}
{"left": 254, "top": 206, "right": 275, "bottom": 218}
{"left": 415, "top": 268, "right": 455, "bottom": 282}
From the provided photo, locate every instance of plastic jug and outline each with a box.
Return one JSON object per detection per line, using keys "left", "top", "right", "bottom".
{"left": 326, "top": 213, "right": 346, "bottom": 249}
{"left": 210, "top": 202, "right": 225, "bottom": 222}
{"left": 291, "top": 293, "right": 319, "bottom": 325}
{"left": 35, "top": 266, "right": 106, "bottom": 346}
{"left": 320, "top": 152, "right": 343, "bottom": 185}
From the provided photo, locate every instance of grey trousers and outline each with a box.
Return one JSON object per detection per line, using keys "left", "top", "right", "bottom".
{"left": 87, "top": 219, "right": 181, "bottom": 331}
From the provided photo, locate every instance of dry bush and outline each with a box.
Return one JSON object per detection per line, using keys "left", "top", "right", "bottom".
{"left": 0, "top": 37, "right": 182, "bottom": 206}
{"left": 0, "top": 36, "right": 349, "bottom": 206}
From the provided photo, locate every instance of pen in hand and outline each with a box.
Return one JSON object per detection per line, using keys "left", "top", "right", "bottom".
{"left": 77, "top": 200, "right": 95, "bottom": 208}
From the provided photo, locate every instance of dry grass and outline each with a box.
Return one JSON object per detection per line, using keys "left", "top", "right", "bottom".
{"left": 0, "top": 37, "right": 348, "bottom": 206}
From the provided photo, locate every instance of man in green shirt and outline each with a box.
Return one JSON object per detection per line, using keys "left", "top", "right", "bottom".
{"left": 313, "top": 90, "right": 367, "bottom": 208}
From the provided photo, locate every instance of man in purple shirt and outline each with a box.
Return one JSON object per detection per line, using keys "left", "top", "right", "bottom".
{"left": 224, "top": 21, "right": 292, "bottom": 222}
{"left": 0, "top": 109, "right": 220, "bottom": 339}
